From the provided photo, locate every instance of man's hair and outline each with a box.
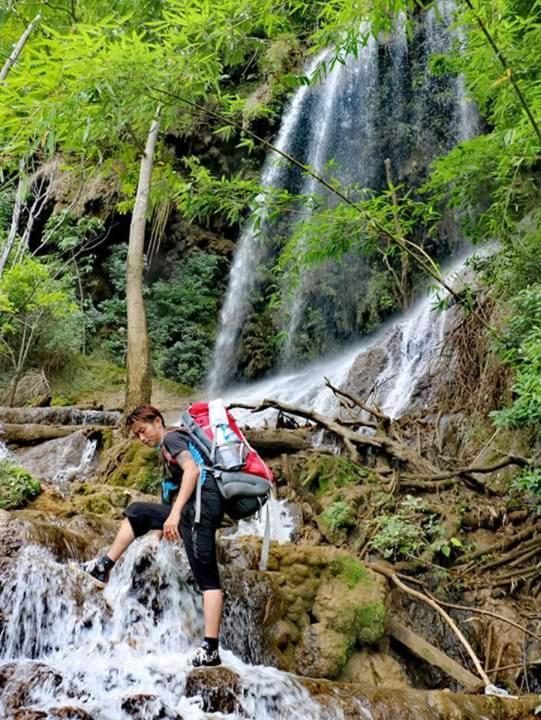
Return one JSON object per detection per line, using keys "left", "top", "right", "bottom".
{"left": 125, "top": 404, "right": 165, "bottom": 430}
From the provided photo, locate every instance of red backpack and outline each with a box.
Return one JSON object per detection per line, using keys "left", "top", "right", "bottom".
{"left": 179, "top": 400, "right": 274, "bottom": 523}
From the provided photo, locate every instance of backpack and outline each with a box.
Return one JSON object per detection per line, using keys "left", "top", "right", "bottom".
{"left": 178, "top": 399, "right": 274, "bottom": 524}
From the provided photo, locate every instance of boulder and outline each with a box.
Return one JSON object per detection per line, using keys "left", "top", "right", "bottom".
{"left": 120, "top": 693, "right": 184, "bottom": 720}
{"left": 340, "top": 648, "right": 409, "bottom": 688}
{"left": 220, "top": 538, "right": 388, "bottom": 679}
{"left": 185, "top": 667, "right": 240, "bottom": 714}
{"left": 0, "top": 662, "right": 63, "bottom": 714}
{"left": 15, "top": 431, "right": 99, "bottom": 488}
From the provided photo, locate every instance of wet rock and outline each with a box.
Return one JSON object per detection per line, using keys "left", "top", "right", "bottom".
{"left": 0, "top": 661, "right": 63, "bottom": 713}
{"left": 49, "top": 707, "right": 94, "bottom": 719}
{"left": 97, "top": 439, "right": 161, "bottom": 493}
{"left": 15, "top": 431, "right": 99, "bottom": 488}
{"left": 340, "top": 648, "right": 410, "bottom": 688}
{"left": 120, "top": 693, "right": 183, "bottom": 719}
{"left": 343, "top": 345, "right": 389, "bottom": 408}
{"left": 220, "top": 538, "right": 388, "bottom": 679}
{"left": 12, "top": 710, "right": 48, "bottom": 720}
{"left": 0, "top": 407, "right": 120, "bottom": 426}
{"left": 185, "top": 667, "right": 241, "bottom": 714}
{"left": 295, "top": 623, "right": 351, "bottom": 678}
{"left": 301, "top": 677, "right": 540, "bottom": 720}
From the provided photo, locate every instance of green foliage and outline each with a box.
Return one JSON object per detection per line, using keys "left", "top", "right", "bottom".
{"left": 511, "top": 467, "right": 541, "bottom": 498}
{"left": 96, "top": 248, "right": 225, "bottom": 386}
{"left": 0, "top": 257, "right": 83, "bottom": 380}
{"left": 44, "top": 211, "right": 104, "bottom": 253}
{"left": 370, "top": 495, "right": 460, "bottom": 561}
{"left": 0, "top": 459, "right": 41, "bottom": 510}
{"left": 320, "top": 500, "right": 356, "bottom": 532}
{"left": 147, "top": 252, "right": 226, "bottom": 386}
{"left": 371, "top": 514, "right": 426, "bottom": 560}
{"left": 491, "top": 286, "right": 541, "bottom": 430}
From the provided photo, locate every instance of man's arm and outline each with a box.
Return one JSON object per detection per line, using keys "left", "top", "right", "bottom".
{"left": 163, "top": 451, "right": 199, "bottom": 542}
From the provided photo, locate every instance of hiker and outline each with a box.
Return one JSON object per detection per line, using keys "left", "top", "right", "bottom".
{"left": 83, "top": 404, "right": 225, "bottom": 667}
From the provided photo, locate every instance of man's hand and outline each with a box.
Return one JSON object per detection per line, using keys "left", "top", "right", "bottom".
{"left": 163, "top": 510, "right": 181, "bottom": 542}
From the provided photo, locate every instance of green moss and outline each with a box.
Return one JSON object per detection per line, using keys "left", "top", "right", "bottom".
{"left": 329, "top": 555, "right": 368, "bottom": 589}
{"left": 100, "top": 440, "right": 162, "bottom": 494}
{"left": 49, "top": 351, "right": 125, "bottom": 405}
{"left": 301, "top": 453, "right": 371, "bottom": 498}
{"left": 354, "top": 601, "right": 386, "bottom": 644}
{"left": 0, "top": 459, "right": 41, "bottom": 509}
{"left": 320, "top": 500, "right": 356, "bottom": 531}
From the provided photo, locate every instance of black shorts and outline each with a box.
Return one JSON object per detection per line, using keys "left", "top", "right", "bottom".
{"left": 123, "top": 476, "right": 224, "bottom": 592}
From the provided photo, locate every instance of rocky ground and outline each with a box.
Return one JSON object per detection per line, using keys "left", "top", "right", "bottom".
{"left": 1, "top": 398, "right": 541, "bottom": 718}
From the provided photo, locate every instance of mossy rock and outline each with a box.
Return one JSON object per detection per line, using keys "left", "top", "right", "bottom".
{"left": 300, "top": 453, "right": 372, "bottom": 498}
{"left": 0, "top": 459, "right": 41, "bottom": 510}
{"left": 97, "top": 439, "right": 162, "bottom": 494}
{"left": 313, "top": 555, "right": 387, "bottom": 646}
{"left": 317, "top": 499, "right": 357, "bottom": 544}
{"left": 258, "top": 543, "right": 388, "bottom": 679}
{"left": 71, "top": 482, "right": 155, "bottom": 517}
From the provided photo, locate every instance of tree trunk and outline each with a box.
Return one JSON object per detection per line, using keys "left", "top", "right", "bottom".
{"left": 0, "top": 14, "right": 41, "bottom": 82}
{"left": 0, "top": 158, "right": 26, "bottom": 277}
{"left": 124, "top": 107, "right": 161, "bottom": 412}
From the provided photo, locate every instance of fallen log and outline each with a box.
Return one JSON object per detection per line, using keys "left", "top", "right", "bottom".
{"left": 1, "top": 423, "right": 111, "bottom": 445}
{"left": 388, "top": 618, "right": 482, "bottom": 690}
{"left": 243, "top": 428, "right": 312, "bottom": 456}
{"left": 233, "top": 398, "right": 436, "bottom": 474}
{"left": 0, "top": 406, "right": 120, "bottom": 426}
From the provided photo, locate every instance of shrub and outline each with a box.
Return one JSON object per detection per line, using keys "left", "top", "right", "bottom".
{"left": 0, "top": 459, "right": 41, "bottom": 509}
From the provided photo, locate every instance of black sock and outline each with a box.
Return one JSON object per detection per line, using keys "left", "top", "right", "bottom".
{"left": 102, "top": 555, "right": 115, "bottom": 569}
{"left": 203, "top": 636, "right": 218, "bottom": 652}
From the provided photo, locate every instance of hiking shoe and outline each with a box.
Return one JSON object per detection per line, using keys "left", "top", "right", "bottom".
{"left": 191, "top": 641, "right": 221, "bottom": 667}
{"left": 79, "top": 555, "right": 114, "bottom": 587}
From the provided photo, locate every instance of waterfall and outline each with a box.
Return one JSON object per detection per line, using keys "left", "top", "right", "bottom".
{"left": 281, "top": 32, "right": 379, "bottom": 364}
{"left": 208, "top": 51, "right": 330, "bottom": 393}
{"left": 0, "top": 539, "right": 345, "bottom": 719}
{"left": 210, "top": 3, "right": 476, "bottom": 389}
{"left": 226, "top": 251, "right": 470, "bottom": 428}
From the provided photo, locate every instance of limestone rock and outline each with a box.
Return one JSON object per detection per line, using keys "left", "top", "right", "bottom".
{"left": 0, "top": 661, "right": 63, "bottom": 714}
{"left": 220, "top": 538, "right": 388, "bottom": 680}
{"left": 120, "top": 693, "right": 184, "bottom": 720}
{"left": 185, "top": 667, "right": 241, "bottom": 714}
{"left": 340, "top": 649, "right": 410, "bottom": 688}
{"left": 49, "top": 707, "right": 95, "bottom": 719}
{"left": 15, "top": 431, "right": 99, "bottom": 487}
{"left": 295, "top": 623, "right": 351, "bottom": 678}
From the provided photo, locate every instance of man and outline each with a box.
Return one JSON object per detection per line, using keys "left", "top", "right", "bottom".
{"left": 84, "top": 404, "right": 225, "bottom": 667}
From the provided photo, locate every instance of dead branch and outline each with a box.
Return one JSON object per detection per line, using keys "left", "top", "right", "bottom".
{"left": 426, "top": 595, "right": 541, "bottom": 644}
{"left": 324, "top": 377, "right": 391, "bottom": 427}
{"left": 235, "top": 397, "right": 436, "bottom": 474}
{"left": 403, "top": 455, "right": 531, "bottom": 481}
{"left": 456, "top": 523, "right": 541, "bottom": 565}
{"left": 369, "top": 561, "right": 491, "bottom": 686}
{"left": 388, "top": 618, "right": 482, "bottom": 690}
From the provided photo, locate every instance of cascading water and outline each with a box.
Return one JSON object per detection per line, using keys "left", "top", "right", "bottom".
{"left": 226, "top": 251, "right": 469, "bottom": 428}
{"left": 207, "top": 51, "right": 330, "bottom": 394}
{"left": 281, "top": 32, "right": 380, "bottom": 363}
{"left": 210, "top": 2, "right": 477, "bottom": 391}
{"left": 0, "top": 538, "right": 347, "bottom": 719}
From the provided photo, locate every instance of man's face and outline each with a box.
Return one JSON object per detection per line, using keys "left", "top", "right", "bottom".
{"left": 130, "top": 418, "right": 164, "bottom": 447}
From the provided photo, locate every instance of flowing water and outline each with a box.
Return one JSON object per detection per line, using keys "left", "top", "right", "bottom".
{"left": 0, "top": 539, "right": 347, "bottom": 719}
{"left": 210, "top": 2, "right": 478, "bottom": 391}
{"left": 207, "top": 51, "right": 331, "bottom": 394}
{"left": 225, "top": 251, "right": 469, "bottom": 428}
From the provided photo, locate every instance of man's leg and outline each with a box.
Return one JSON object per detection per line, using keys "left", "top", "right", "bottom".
{"left": 203, "top": 589, "right": 223, "bottom": 639}
{"left": 84, "top": 503, "right": 169, "bottom": 585}
{"left": 107, "top": 518, "right": 136, "bottom": 561}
